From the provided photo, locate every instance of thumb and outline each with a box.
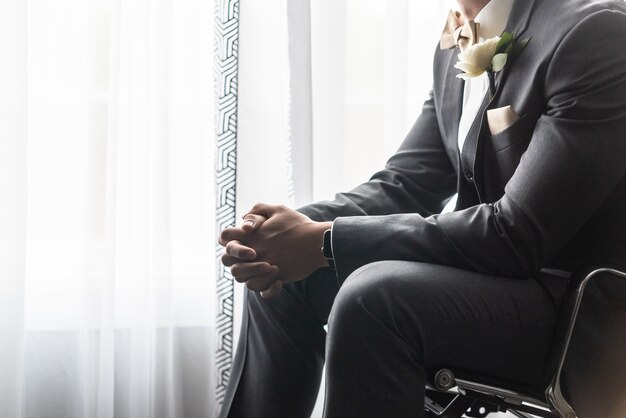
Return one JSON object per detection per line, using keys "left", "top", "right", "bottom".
{"left": 241, "top": 213, "right": 268, "bottom": 232}
{"left": 247, "top": 202, "right": 283, "bottom": 218}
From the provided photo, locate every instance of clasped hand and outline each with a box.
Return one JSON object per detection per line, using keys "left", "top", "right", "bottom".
{"left": 218, "top": 203, "right": 332, "bottom": 299}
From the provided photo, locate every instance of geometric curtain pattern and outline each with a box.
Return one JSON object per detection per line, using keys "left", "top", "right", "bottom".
{"left": 215, "top": 0, "right": 240, "bottom": 411}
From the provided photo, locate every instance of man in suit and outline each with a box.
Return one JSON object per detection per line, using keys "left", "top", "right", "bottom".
{"left": 218, "top": 0, "right": 626, "bottom": 416}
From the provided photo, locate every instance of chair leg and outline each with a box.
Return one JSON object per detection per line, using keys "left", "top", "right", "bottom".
{"left": 424, "top": 392, "right": 476, "bottom": 417}
{"left": 464, "top": 403, "right": 500, "bottom": 418}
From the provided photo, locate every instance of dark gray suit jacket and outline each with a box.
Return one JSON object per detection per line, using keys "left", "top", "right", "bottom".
{"left": 302, "top": 0, "right": 626, "bottom": 287}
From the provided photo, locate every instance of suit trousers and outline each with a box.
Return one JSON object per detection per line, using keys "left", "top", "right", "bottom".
{"left": 219, "top": 261, "right": 568, "bottom": 418}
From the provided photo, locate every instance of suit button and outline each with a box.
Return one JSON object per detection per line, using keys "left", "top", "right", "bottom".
{"left": 465, "top": 171, "right": 473, "bottom": 180}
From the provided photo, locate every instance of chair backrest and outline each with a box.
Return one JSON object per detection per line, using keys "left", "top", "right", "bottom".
{"left": 551, "top": 268, "right": 626, "bottom": 418}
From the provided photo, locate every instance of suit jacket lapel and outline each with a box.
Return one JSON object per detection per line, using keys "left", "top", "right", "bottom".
{"left": 441, "top": 49, "right": 464, "bottom": 154}
{"left": 434, "top": 47, "right": 464, "bottom": 177}
{"left": 504, "top": 0, "right": 538, "bottom": 39}
{"left": 488, "top": 0, "right": 540, "bottom": 101}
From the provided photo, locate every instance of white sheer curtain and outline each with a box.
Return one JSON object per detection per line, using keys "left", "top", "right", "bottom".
{"left": 1, "top": 1, "right": 217, "bottom": 417}
{"left": 237, "top": 0, "right": 452, "bottom": 209}
{"left": 237, "top": 0, "right": 452, "bottom": 206}
{"left": 310, "top": 0, "right": 452, "bottom": 202}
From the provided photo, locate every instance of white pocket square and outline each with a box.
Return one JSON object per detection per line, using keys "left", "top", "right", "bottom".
{"left": 487, "top": 105, "right": 520, "bottom": 135}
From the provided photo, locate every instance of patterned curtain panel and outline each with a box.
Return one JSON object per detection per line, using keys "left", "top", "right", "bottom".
{"left": 215, "top": 0, "right": 240, "bottom": 411}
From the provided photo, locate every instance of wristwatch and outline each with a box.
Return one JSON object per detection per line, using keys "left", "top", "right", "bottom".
{"left": 321, "top": 229, "right": 335, "bottom": 270}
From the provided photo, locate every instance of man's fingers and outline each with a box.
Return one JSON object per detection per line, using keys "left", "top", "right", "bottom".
{"left": 243, "top": 267, "right": 280, "bottom": 292}
{"left": 218, "top": 227, "right": 247, "bottom": 246}
{"left": 224, "top": 240, "right": 256, "bottom": 261}
{"left": 219, "top": 203, "right": 284, "bottom": 247}
{"left": 245, "top": 277, "right": 274, "bottom": 292}
{"left": 260, "top": 280, "right": 283, "bottom": 299}
{"left": 222, "top": 254, "right": 246, "bottom": 267}
{"left": 230, "top": 262, "right": 277, "bottom": 282}
{"left": 241, "top": 213, "right": 268, "bottom": 232}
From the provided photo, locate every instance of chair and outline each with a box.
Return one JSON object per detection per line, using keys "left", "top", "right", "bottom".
{"left": 423, "top": 267, "right": 626, "bottom": 418}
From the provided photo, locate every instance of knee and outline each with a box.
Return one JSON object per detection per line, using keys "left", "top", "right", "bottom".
{"left": 328, "top": 261, "right": 401, "bottom": 330}
{"left": 327, "top": 261, "right": 445, "bottom": 332}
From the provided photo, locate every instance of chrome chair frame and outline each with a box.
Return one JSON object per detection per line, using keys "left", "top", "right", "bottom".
{"left": 424, "top": 268, "right": 626, "bottom": 418}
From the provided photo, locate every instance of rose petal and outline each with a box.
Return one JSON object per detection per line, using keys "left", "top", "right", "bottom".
{"left": 455, "top": 36, "right": 501, "bottom": 77}
{"left": 456, "top": 69, "right": 486, "bottom": 79}
{"left": 454, "top": 61, "right": 475, "bottom": 73}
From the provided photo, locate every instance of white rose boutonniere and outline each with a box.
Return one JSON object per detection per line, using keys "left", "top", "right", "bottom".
{"left": 454, "top": 36, "right": 501, "bottom": 79}
{"left": 455, "top": 32, "right": 530, "bottom": 96}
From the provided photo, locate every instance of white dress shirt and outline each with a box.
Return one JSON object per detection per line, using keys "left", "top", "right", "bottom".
{"left": 457, "top": 0, "right": 514, "bottom": 152}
